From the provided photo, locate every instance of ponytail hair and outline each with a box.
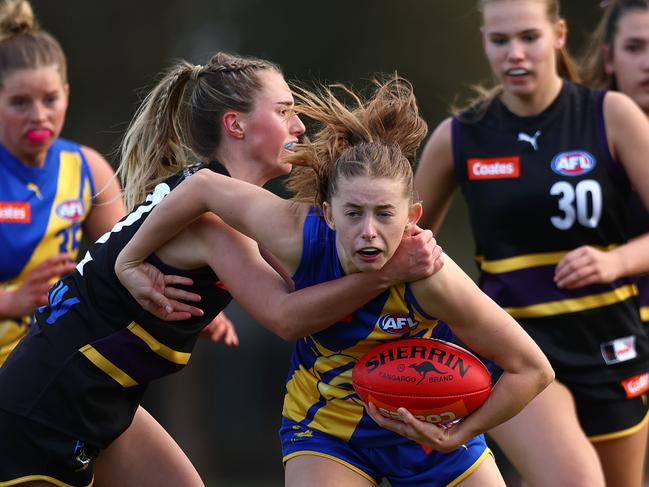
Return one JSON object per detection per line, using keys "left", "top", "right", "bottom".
{"left": 0, "top": 0, "right": 67, "bottom": 87}
{"left": 285, "top": 76, "right": 427, "bottom": 207}
{"left": 581, "top": 0, "right": 649, "bottom": 89}
{"left": 118, "top": 52, "right": 280, "bottom": 210}
{"left": 557, "top": 45, "right": 581, "bottom": 83}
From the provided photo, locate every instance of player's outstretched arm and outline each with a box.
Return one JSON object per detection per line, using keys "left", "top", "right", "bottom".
{"left": 117, "top": 169, "right": 306, "bottom": 275}
{"left": 118, "top": 213, "right": 443, "bottom": 335}
{"left": 182, "top": 214, "right": 443, "bottom": 338}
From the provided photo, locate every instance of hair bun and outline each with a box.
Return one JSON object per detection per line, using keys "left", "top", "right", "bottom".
{"left": 0, "top": 0, "right": 36, "bottom": 39}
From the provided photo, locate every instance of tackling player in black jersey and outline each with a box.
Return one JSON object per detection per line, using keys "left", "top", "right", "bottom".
{"left": 0, "top": 53, "right": 442, "bottom": 487}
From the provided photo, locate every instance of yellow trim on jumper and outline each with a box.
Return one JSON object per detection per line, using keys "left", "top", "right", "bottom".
{"left": 0, "top": 474, "right": 93, "bottom": 487}
{"left": 505, "top": 284, "right": 637, "bottom": 319}
{"left": 477, "top": 251, "right": 567, "bottom": 273}
{"left": 641, "top": 306, "right": 649, "bottom": 323}
{"left": 477, "top": 244, "right": 618, "bottom": 273}
{"left": 13, "top": 150, "right": 88, "bottom": 285}
{"left": 79, "top": 344, "right": 138, "bottom": 387}
{"left": 127, "top": 322, "right": 191, "bottom": 364}
{"left": 283, "top": 451, "right": 378, "bottom": 486}
{"left": 447, "top": 447, "right": 493, "bottom": 487}
{"left": 589, "top": 408, "right": 649, "bottom": 443}
{"left": 0, "top": 332, "right": 21, "bottom": 367}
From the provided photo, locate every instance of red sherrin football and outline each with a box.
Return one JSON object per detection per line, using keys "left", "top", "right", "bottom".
{"left": 352, "top": 338, "right": 491, "bottom": 424}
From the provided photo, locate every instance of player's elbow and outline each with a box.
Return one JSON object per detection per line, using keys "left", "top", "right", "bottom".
{"left": 505, "top": 349, "right": 554, "bottom": 396}
{"left": 274, "top": 325, "right": 298, "bottom": 341}
{"left": 542, "top": 360, "right": 555, "bottom": 387}
{"left": 531, "top": 356, "right": 555, "bottom": 394}
{"left": 262, "top": 317, "right": 302, "bottom": 341}
{"left": 193, "top": 170, "right": 217, "bottom": 210}
{"left": 276, "top": 322, "right": 310, "bottom": 341}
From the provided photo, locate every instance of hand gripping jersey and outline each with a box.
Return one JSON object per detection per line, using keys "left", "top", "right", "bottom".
{"left": 282, "top": 207, "right": 450, "bottom": 446}
{"left": 0, "top": 139, "right": 94, "bottom": 364}
{"left": 452, "top": 81, "right": 649, "bottom": 397}
{"left": 0, "top": 162, "right": 232, "bottom": 447}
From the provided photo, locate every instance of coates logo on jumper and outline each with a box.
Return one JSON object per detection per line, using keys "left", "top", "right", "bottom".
{"left": 551, "top": 151, "right": 595, "bottom": 177}
{"left": 377, "top": 313, "right": 419, "bottom": 334}
{"left": 0, "top": 202, "right": 30, "bottom": 223}
{"left": 467, "top": 156, "right": 520, "bottom": 180}
{"left": 56, "top": 199, "right": 85, "bottom": 222}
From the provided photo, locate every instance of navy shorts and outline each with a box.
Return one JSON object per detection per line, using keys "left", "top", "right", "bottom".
{"left": 0, "top": 409, "right": 98, "bottom": 487}
{"left": 280, "top": 417, "right": 492, "bottom": 486}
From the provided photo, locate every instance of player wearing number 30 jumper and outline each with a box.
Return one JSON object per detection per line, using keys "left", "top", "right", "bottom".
{"left": 415, "top": 1, "right": 649, "bottom": 486}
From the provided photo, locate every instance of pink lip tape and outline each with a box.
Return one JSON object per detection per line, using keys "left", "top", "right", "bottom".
{"left": 26, "top": 129, "right": 52, "bottom": 143}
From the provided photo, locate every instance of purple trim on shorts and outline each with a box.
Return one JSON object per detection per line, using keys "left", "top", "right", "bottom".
{"left": 480, "top": 265, "right": 632, "bottom": 309}
{"left": 89, "top": 329, "right": 184, "bottom": 384}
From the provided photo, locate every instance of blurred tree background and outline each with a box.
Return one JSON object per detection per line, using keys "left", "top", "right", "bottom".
{"left": 32, "top": 1, "right": 603, "bottom": 485}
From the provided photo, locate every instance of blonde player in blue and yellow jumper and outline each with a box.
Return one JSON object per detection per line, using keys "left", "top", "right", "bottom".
{"left": 0, "top": 0, "right": 124, "bottom": 363}
{"left": 117, "top": 77, "right": 554, "bottom": 487}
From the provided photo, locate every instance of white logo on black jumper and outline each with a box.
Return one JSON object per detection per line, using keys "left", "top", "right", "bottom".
{"left": 518, "top": 130, "right": 541, "bottom": 151}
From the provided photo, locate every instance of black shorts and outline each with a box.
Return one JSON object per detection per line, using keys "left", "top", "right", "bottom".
{"left": 522, "top": 310, "right": 649, "bottom": 438}
{"left": 488, "top": 363, "right": 649, "bottom": 438}
{"left": 572, "top": 386, "right": 649, "bottom": 440}
{"left": 0, "top": 409, "right": 99, "bottom": 487}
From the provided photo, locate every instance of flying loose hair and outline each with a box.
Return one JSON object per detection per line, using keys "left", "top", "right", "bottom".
{"left": 285, "top": 76, "right": 428, "bottom": 207}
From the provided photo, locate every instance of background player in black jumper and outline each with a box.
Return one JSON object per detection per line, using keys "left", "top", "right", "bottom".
{"left": 582, "top": 0, "right": 649, "bottom": 334}
{"left": 414, "top": 0, "right": 649, "bottom": 486}
{"left": 0, "top": 52, "right": 442, "bottom": 487}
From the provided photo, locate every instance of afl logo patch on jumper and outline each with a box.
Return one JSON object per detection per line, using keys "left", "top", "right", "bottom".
{"left": 0, "top": 202, "right": 30, "bottom": 223}
{"left": 551, "top": 151, "right": 595, "bottom": 177}
{"left": 56, "top": 199, "right": 86, "bottom": 222}
{"left": 467, "top": 156, "right": 520, "bottom": 180}
{"left": 378, "top": 313, "right": 419, "bottom": 334}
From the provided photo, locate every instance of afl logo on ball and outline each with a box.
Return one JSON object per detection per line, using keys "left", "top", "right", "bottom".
{"left": 551, "top": 151, "right": 596, "bottom": 177}
{"left": 378, "top": 313, "right": 419, "bottom": 334}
